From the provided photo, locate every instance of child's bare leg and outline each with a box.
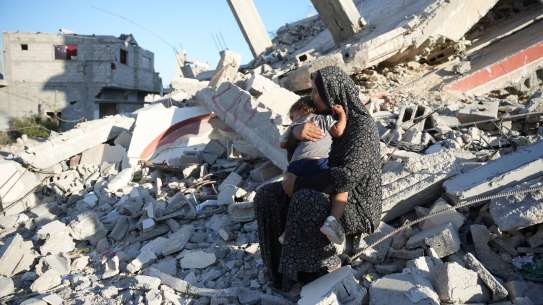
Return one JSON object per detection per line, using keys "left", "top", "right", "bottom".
{"left": 282, "top": 172, "right": 297, "bottom": 198}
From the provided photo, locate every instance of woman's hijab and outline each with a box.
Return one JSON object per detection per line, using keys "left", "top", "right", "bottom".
{"left": 313, "top": 66, "right": 369, "bottom": 117}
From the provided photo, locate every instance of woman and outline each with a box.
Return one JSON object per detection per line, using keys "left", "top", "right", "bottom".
{"left": 255, "top": 66, "right": 382, "bottom": 290}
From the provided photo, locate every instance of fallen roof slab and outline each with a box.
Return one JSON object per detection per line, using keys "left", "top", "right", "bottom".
{"left": 281, "top": 0, "right": 498, "bottom": 91}
{"left": 381, "top": 149, "right": 474, "bottom": 221}
{"left": 444, "top": 140, "right": 543, "bottom": 203}
{"left": 16, "top": 115, "right": 134, "bottom": 170}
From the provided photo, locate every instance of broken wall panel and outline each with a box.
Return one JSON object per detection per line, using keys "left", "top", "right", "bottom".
{"left": 197, "top": 83, "right": 292, "bottom": 171}
{"left": 16, "top": 115, "right": 135, "bottom": 170}
{"left": 444, "top": 140, "right": 543, "bottom": 202}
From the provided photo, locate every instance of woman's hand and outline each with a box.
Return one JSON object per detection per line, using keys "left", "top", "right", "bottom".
{"left": 292, "top": 122, "right": 324, "bottom": 142}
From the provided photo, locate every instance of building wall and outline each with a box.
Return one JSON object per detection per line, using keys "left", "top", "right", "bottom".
{"left": 0, "top": 32, "right": 162, "bottom": 127}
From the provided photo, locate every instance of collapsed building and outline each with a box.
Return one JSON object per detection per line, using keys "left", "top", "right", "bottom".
{"left": 0, "top": 32, "right": 162, "bottom": 128}
{"left": 1, "top": 0, "right": 543, "bottom": 304}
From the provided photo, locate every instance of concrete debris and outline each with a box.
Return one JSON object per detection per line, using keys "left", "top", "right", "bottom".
{"left": 0, "top": 233, "right": 36, "bottom": 277}
{"left": 69, "top": 212, "right": 108, "bottom": 245}
{"left": 17, "top": 115, "right": 134, "bottom": 170}
{"left": 444, "top": 140, "right": 543, "bottom": 202}
{"left": 179, "top": 250, "right": 216, "bottom": 269}
{"left": 0, "top": 275, "right": 15, "bottom": 298}
{"left": 298, "top": 266, "right": 366, "bottom": 305}
{"left": 464, "top": 252, "right": 508, "bottom": 301}
{"left": 489, "top": 176, "right": 543, "bottom": 231}
{"left": 369, "top": 269, "right": 439, "bottom": 305}
{"left": 2, "top": 2, "right": 543, "bottom": 304}
{"left": 30, "top": 269, "right": 62, "bottom": 293}
{"left": 434, "top": 262, "right": 488, "bottom": 304}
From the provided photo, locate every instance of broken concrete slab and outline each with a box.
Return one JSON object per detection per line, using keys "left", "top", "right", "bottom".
{"left": 355, "top": 222, "right": 394, "bottom": 263}
{"left": 0, "top": 233, "right": 37, "bottom": 277}
{"left": 228, "top": 201, "right": 255, "bottom": 223}
{"left": 423, "top": 223, "right": 461, "bottom": 258}
{"left": 298, "top": 266, "right": 366, "bottom": 305}
{"left": 17, "top": 114, "right": 134, "bottom": 170}
{"left": 464, "top": 252, "right": 508, "bottom": 302}
{"left": 127, "top": 104, "right": 212, "bottom": 164}
{"left": 382, "top": 149, "right": 474, "bottom": 221}
{"left": 30, "top": 269, "right": 62, "bottom": 293}
{"left": 80, "top": 143, "right": 127, "bottom": 169}
{"left": 0, "top": 275, "right": 14, "bottom": 298}
{"left": 444, "top": 140, "right": 543, "bottom": 202}
{"left": 69, "top": 212, "right": 108, "bottom": 245}
{"left": 102, "top": 256, "right": 120, "bottom": 279}
{"left": 369, "top": 269, "right": 439, "bottom": 305}
{"left": 144, "top": 268, "right": 190, "bottom": 294}
{"left": 281, "top": 0, "right": 499, "bottom": 91}
{"left": 179, "top": 250, "right": 216, "bottom": 269}
{"left": 133, "top": 274, "right": 161, "bottom": 291}
{"left": 470, "top": 224, "right": 516, "bottom": 279}
{"left": 244, "top": 73, "right": 299, "bottom": 125}
{"left": 106, "top": 167, "right": 134, "bottom": 192}
{"left": 161, "top": 225, "right": 193, "bottom": 256}
{"left": 197, "top": 82, "right": 294, "bottom": 170}
{"left": 209, "top": 50, "right": 242, "bottom": 88}
{"left": 434, "top": 262, "right": 488, "bottom": 304}
{"left": 43, "top": 253, "right": 71, "bottom": 276}
{"left": 489, "top": 176, "right": 543, "bottom": 231}
{"left": 0, "top": 159, "right": 44, "bottom": 215}
{"left": 201, "top": 140, "right": 225, "bottom": 165}
{"left": 457, "top": 100, "right": 499, "bottom": 124}
{"left": 420, "top": 198, "right": 465, "bottom": 230}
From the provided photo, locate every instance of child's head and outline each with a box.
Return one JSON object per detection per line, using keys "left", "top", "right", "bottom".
{"left": 289, "top": 96, "right": 317, "bottom": 121}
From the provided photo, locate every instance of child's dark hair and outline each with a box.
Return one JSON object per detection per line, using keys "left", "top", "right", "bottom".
{"left": 289, "top": 96, "right": 316, "bottom": 118}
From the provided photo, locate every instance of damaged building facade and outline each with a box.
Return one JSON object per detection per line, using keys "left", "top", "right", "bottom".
{"left": 0, "top": 32, "right": 162, "bottom": 127}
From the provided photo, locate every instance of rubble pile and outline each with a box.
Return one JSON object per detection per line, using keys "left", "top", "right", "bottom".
{"left": 1, "top": 0, "right": 543, "bottom": 304}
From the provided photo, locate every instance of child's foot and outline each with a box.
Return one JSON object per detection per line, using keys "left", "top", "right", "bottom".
{"left": 278, "top": 232, "right": 285, "bottom": 245}
{"left": 320, "top": 216, "right": 345, "bottom": 245}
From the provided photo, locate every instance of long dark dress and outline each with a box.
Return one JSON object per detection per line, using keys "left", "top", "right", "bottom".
{"left": 255, "top": 66, "right": 382, "bottom": 288}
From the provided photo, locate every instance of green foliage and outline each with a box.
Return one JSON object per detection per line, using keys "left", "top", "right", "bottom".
{"left": 0, "top": 115, "right": 59, "bottom": 145}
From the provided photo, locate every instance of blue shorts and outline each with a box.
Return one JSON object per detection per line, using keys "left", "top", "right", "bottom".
{"left": 287, "top": 158, "right": 329, "bottom": 177}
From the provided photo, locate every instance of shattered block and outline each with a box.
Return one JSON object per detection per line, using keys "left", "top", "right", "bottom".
{"left": 423, "top": 223, "right": 461, "bottom": 258}
{"left": 17, "top": 115, "right": 134, "bottom": 170}
{"left": 489, "top": 176, "right": 543, "bottom": 231}
{"left": 69, "top": 212, "right": 108, "bottom": 245}
{"left": 198, "top": 82, "right": 294, "bottom": 170}
{"left": 420, "top": 198, "right": 465, "bottom": 230}
{"left": 444, "top": 140, "right": 543, "bottom": 202}
{"left": 0, "top": 233, "right": 36, "bottom": 276}
{"left": 464, "top": 252, "right": 508, "bottom": 301}
{"left": 457, "top": 100, "right": 499, "bottom": 124}
{"left": 0, "top": 159, "right": 44, "bottom": 215}
{"left": 382, "top": 149, "right": 474, "bottom": 221}
{"left": 298, "top": 266, "right": 366, "bottom": 305}
{"left": 369, "top": 269, "right": 439, "bottom": 305}
{"left": 355, "top": 222, "right": 394, "bottom": 263}
{"left": 434, "top": 262, "right": 488, "bottom": 304}
{"left": 209, "top": 50, "right": 241, "bottom": 88}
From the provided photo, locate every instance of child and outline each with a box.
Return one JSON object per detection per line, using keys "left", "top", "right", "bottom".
{"left": 278, "top": 96, "right": 347, "bottom": 245}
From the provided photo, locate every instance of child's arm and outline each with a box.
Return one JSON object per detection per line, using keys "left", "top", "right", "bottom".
{"left": 329, "top": 105, "right": 346, "bottom": 138}
{"left": 331, "top": 192, "right": 348, "bottom": 220}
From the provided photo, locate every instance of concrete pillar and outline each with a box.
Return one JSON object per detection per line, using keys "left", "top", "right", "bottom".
{"left": 227, "top": 0, "right": 273, "bottom": 58}
{"left": 175, "top": 52, "right": 186, "bottom": 79}
{"left": 310, "top": 0, "right": 363, "bottom": 45}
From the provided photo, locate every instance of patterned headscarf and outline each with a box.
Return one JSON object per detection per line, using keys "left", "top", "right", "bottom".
{"left": 312, "top": 66, "right": 368, "bottom": 117}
